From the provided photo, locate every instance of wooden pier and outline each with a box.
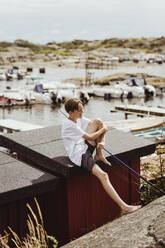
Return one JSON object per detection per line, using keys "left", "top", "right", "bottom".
{"left": 0, "top": 119, "right": 43, "bottom": 133}
{"left": 113, "top": 104, "right": 165, "bottom": 119}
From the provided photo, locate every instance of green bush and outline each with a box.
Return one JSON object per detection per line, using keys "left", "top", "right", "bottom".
{"left": 0, "top": 48, "right": 9, "bottom": 52}
{"left": 140, "top": 145, "right": 165, "bottom": 205}
{"left": 0, "top": 42, "right": 12, "bottom": 48}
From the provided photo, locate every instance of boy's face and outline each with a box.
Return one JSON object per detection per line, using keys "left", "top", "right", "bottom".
{"left": 69, "top": 103, "right": 84, "bottom": 119}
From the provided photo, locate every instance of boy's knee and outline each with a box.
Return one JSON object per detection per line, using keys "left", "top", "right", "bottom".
{"left": 93, "top": 118, "right": 103, "bottom": 127}
{"left": 100, "top": 171, "right": 109, "bottom": 181}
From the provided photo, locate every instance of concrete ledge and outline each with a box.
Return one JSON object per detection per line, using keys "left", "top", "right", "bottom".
{"left": 62, "top": 196, "right": 165, "bottom": 248}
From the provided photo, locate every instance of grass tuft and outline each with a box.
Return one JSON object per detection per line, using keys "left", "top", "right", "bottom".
{"left": 0, "top": 198, "right": 58, "bottom": 248}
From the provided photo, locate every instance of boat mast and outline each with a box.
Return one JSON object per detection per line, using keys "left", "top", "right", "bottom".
{"left": 85, "top": 52, "right": 89, "bottom": 86}
{"left": 85, "top": 52, "right": 93, "bottom": 86}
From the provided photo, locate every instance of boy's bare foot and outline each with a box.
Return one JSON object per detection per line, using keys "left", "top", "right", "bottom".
{"left": 121, "top": 205, "right": 141, "bottom": 216}
{"left": 94, "top": 154, "right": 111, "bottom": 166}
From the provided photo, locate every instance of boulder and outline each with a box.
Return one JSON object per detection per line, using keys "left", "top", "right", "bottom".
{"left": 62, "top": 196, "right": 165, "bottom": 248}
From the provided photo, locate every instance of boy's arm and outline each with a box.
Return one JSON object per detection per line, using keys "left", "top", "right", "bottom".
{"left": 82, "top": 127, "right": 107, "bottom": 141}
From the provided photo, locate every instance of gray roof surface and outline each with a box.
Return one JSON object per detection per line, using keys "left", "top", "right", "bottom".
{"left": 0, "top": 125, "right": 156, "bottom": 178}
{"left": 0, "top": 152, "right": 59, "bottom": 205}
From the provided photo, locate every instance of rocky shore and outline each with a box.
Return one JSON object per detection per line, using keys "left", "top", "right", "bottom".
{"left": 62, "top": 196, "right": 165, "bottom": 248}
{"left": 1, "top": 38, "right": 165, "bottom": 68}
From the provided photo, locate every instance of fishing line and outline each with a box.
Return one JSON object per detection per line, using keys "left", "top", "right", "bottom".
{"left": 109, "top": 162, "right": 141, "bottom": 195}
{"left": 103, "top": 146, "right": 165, "bottom": 196}
{"left": 59, "top": 109, "right": 164, "bottom": 195}
{"left": 59, "top": 109, "right": 145, "bottom": 195}
{"left": 59, "top": 109, "right": 68, "bottom": 119}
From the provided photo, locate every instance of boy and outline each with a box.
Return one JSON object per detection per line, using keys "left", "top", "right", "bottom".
{"left": 62, "top": 98, "right": 141, "bottom": 215}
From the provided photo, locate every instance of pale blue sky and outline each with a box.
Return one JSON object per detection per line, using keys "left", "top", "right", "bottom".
{"left": 0, "top": 0, "right": 164, "bottom": 44}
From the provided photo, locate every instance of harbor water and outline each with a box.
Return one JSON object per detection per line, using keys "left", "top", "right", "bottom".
{"left": 0, "top": 64, "right": 165, "bottom": 127}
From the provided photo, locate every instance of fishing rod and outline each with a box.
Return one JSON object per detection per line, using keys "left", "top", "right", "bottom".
{"left": 59, "top": 109, "right": 165, "bottom": 195}
{"left": 103, "top": 146, "right": 165, "bottom": 196}
{"left": 59, "top": 109, "right": 68, "bottom": 119}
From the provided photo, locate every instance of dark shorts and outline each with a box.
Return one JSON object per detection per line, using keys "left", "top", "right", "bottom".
{"left": 81, "top": 141, "right": 96, "bottom": 172}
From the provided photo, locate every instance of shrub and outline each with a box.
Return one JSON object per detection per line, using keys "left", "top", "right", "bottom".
{"left": 0, "top": 41, "right": 12, "bottom": 48}
{"left": 0, "top": 48, "right": 9, "bottom": 52}
{"left": 140, "top": 144, "right": 165, "bottom": 205}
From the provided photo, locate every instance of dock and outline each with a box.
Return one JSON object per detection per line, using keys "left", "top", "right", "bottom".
{"left": 0, "top": 119, "right": 43, "bottom": 133}
{"left": 113, "top": 104, "right": 165, "bottom": 119}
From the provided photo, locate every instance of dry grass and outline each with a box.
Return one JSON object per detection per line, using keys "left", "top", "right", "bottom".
{"left": 0, "top": 198, "right": 58, "bottom": 248}
{"left": 140, "top": 144, "right": 165, "bottom": 205}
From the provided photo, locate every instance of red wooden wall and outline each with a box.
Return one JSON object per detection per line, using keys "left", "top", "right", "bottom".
{"left": 0, "top": 159, "right": 140, "bottom": 246}
{"left": 66, "top": 158, "right": 140, "bottom": 240}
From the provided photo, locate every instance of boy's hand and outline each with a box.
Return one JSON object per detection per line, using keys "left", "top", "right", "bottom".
{"left": 103, "top": 126, "right": 108, "bottom": 132}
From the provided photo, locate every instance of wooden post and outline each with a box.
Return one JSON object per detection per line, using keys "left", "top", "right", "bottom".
{"left": 125, "top": 113, "right": 128, "bottom": 119}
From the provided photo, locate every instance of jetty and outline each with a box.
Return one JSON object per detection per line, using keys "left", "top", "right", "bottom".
{"left": 112, "top": 104, "right": 165, "bottom": 119}
{"left": 0, "top": 119, "right": 43, "bottom": 133}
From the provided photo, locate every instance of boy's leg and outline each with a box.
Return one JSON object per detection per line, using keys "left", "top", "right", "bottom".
{"left": 92, "top": 164, "right": 141, "bottom": 213}
{"left": 87, "top": 119, "right": 110, "bottom": 166}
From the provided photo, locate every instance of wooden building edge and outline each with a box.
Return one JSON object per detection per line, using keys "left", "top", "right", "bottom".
{"left": 0, "top": 125, "right": 156, "bottom": 246}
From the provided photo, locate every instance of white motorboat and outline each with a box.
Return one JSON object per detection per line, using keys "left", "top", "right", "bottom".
{"left": 32, "top": 92, "right": 52, "bottom": 104}
{"left": 34, "top": 81, "right": 90, "bottom": 104}
{"left": 0, "top": 72, "right": 6, "bottom": 81}
{"left": 5, "top": 68, "right": 25, "bottom": 81}
{"left": 93, "top": 86, "right": 125, "bottom": 98}
{"left": 113, "top": 82, "right": 145, "bottom": 98}
{"left": 118, "top": 78, "right": 156, "bottom": 98}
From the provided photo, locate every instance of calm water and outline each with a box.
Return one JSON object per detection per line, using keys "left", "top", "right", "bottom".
{"left": 0, "top": 63, "right": 165, "bottom": 127}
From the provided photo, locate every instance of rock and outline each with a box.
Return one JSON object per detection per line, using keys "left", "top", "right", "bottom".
{"left": 62, "top": 196, "right": 165, "bottom": 248}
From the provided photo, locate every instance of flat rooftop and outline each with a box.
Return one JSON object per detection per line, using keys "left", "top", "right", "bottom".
{"left": 0, "top": 125, "right": 156, "bottom": 178}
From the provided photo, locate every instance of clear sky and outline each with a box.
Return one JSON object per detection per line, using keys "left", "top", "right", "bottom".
{"left": 0, "top": 0, "right": 165, "bottom": 44}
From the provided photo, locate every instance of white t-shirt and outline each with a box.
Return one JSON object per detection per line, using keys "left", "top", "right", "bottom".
{"left": 62, "top": 117, "right": 91, "bottom": 166}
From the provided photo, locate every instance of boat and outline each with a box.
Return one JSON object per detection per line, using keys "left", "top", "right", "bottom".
{"left": 91, "top": 77, "right": 156, "bottom": 99}
{"left": 113, "top": 81, "right": 145, "bottom": 98}
{"left": 25, "top": 75, "right": 44, "bottom": 86}
{"left": 0, "top": 72, "right": 6, "bottom": 81}
{"left": 133, "top": 126, "right": 165, "bottom": 143}
{"left": 33, "top": 81, "right": 90, "bottom": 104}
{"left": 5, "top": 68, "right": 25, "bottom": 81}
{"left": 25, "top": 75, "right": 90, "bottom": 104}
{"left": 105, "top": 116, "right": 165, "bottom": 143}
{"left": 93, "top": 86, "right": 124, "bottom": 98}
{"left": 118, "top": 78, "right": 156, "bottom": 98}
{"left": 0, "top": 90, "right": 35, "bottom": 107}
{"left": 104, "top": 117, "right": 165, "bottom": 132}
{"left": 33, "top": 91, "right": 53, "bottom": 104}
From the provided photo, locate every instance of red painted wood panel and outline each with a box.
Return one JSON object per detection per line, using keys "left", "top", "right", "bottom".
{"left": 0, "top": 204, "right": 9, "bottom": 235}
{"left": 129, "top": 159, "right": 140, "bottom": 205}
{"left": 66, "top": 160, "right": 136, "bottom": 242}
{"left": 0, "top": 159, "right": 140, "bottom": 246}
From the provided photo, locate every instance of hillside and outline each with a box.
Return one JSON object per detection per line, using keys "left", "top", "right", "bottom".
{"left": 0, "top": 37, "right": 165, "bottom": 68}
